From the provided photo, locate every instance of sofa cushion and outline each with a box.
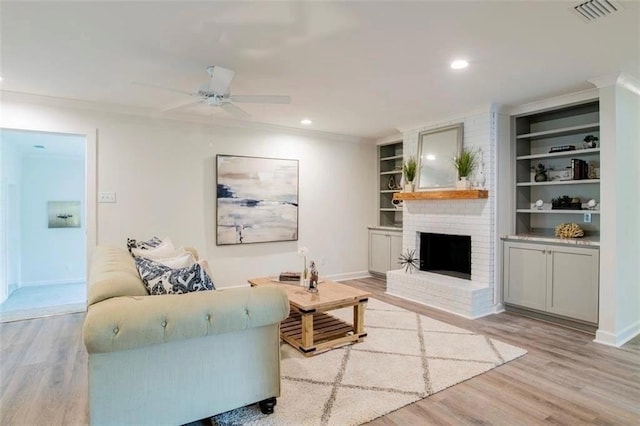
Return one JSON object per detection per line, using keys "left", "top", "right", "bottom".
{"left": 135, "top": 257, "right": 215, "bottom": 295}
{"left": 144, "top": 252, "right": 196, "bottom": 269}
{"left": 131, "top": 239, "right": 181, "bottom": 259}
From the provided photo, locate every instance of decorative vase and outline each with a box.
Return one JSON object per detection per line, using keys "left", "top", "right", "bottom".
{"left": 534, "top": 172, "right": 548, "bottom": 182}
{"left": 404, "top": 181, "right": 414, "bottom": 192}
{"left": 456, "top": 176, "right": 471, "bottom": 190}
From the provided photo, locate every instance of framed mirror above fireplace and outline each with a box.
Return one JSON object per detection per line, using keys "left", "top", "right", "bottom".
{"left": 416, "top": 123, "right": 463, "bottom": 190}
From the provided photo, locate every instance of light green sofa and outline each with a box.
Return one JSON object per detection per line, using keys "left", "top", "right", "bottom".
{"left": 83, "top": 245, "right": 289, "bottom": 425}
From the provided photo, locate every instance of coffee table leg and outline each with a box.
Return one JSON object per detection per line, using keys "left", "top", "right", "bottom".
{"left": 301, "top": 313, "right": 314, "bottom": 349}
{"left": 354, "top": 302, "right": 366, "bottom": 341}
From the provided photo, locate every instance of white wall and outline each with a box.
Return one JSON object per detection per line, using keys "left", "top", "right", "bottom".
{"left": 0, "top": 98, "right": 376, "bottom": 288}
{"left": 596, "top": 76, "right": 640, "bottom": 346}
{"left": 0, "top": 137, "right": 23, "bottom": 301}
{"left": 20, "top": 154, "right": 86, "bottom": 285}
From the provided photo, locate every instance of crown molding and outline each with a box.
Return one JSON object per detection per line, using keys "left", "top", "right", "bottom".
{"left": 589, "top": 72, "right": 640, "bottom": 96}
{"left": 0, "top": 90, "right": 367, "bottom": 144}
{"left": 506, "top": 88, "right": 599, "bottom": 117}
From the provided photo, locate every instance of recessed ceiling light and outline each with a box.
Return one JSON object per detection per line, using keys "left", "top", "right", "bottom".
{"left": 300, "top": 119, "right": 312, "bottom": 125}
{"left": 0, "top": 76, "right": 3, "bottom": 81}
{"left": 450, "top": 60, "right": 469, "bottom": 70}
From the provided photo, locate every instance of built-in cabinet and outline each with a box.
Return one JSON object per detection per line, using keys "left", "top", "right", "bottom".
{"left": 504, "top": 99, "right": 601, "bottom": 329}
{"left": 503, "top": 240, "right": 599, "bottom": 324}
{"left": 514, "top": 100, "right": 600, "bottom": 238}
{"left": 378, "top": 141, "right": 403, "bottom": 227}
{"left": 368, "top": 228, "right": 403, "bottom": 276}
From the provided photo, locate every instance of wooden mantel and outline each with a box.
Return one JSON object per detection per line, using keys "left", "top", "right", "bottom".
{"left": 393, "top": 189, "right": 488, "bottom": 200}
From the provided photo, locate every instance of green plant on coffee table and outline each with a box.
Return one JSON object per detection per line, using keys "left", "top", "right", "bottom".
{"left": 453, "top": 148, "right": 477, "bottom": 178}
{"left": 403, "top": 156, "right": 417, "bottom": 183}
{"left": 398, "top": 249, "right": 419, "bottom": 273}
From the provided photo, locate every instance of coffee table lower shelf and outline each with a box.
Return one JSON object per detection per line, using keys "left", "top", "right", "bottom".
{"left": 280, "top": 311, "right": 366, "bottom": 356}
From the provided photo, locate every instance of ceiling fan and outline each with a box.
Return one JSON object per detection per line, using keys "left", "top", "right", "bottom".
{"left": 135, "top": 66, "right": 291, "bottom": 118}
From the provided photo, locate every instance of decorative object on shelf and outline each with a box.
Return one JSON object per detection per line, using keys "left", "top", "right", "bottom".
{"left": 555, "top": 223, "right": 585, "bottom": 239}
{"left": 587, "top": 199, "right": 598, "bottom": 210}
{"left": 534, "top": 199, "right": 544, "bottom": 210}
{"left": 476, "top": 148, "right": 486, "bottom": 188}
{"left": 398, "top": 249, "right": 419, "bottom": 273}
{"left": 571, "top": 158, "right": 589, "bottom": 180}
{"left": 387, "top": 175, "right": 397, "bottom": 190}
{"left": 279, "top": 272, "right": 301, "bottom": 282}
{"left": 217, "top": 155, "right": 298, "bottom": 245}
{"left": 549, "top": 145, "right": 576, "bottom": 153}
{"left": 307, "top": 261, "right": 319, "bottom": 293}
{"left": 453, "top": 147, "right": 477, "bottom": 190}
{"left": 551, "top": 195, "right": 574, "bottom": 210}
{"left": 534, "top": 163, "right": 548, "bottom": 182}
{"left": 583, "top": 135, "right": 598, "bottom": 149}
{"left": 298, "top": 246, "right": 309, "bottom": 286}
{"left": 392, "top": 199, "right": 404, "bottom": 210}
{"left": 548, "top": 169, "right": 572, "bottom": 181}
{"left": 588, "top": 161, "right": 600, "bottom": 179}
{"left": 402, "top": 156, "right": 417, "bottom": 192}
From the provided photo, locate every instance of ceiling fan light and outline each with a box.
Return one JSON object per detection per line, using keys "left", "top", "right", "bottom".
{"left": 450, "top": 59, "right": 469, "bottom": 70}
{"left": 300, "top": 119, "right": 312, "bottom": 125}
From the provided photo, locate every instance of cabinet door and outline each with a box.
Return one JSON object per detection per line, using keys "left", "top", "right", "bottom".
{"left": 503, "top": 241, "right": 547, "bottom": 310}
{"left": 547, "top": 246, "right": 599, "bottom": 323}
{"left": 369, "top": 231, "right": 391, "bottom": 274}
{"left": 389, "top": 232, "right": 403, "bottom": 271}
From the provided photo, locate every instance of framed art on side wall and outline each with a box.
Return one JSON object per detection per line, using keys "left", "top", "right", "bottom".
{"left": 216, "top": 155, "right": 299, "bottom": 245}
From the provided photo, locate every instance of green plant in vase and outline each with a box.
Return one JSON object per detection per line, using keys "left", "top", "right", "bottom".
{"left": 402, "top": 156, "right": 417, "bottom": 192}
{"left": 453, "top": 148, "right": 477, "bottom": 189}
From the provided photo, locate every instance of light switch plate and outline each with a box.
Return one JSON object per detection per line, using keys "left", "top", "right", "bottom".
{"left": 99, "top": 192, "right": 116, "bottom": 203}
{"left": 583, "top": 212, "right": 592, "bottom": 223}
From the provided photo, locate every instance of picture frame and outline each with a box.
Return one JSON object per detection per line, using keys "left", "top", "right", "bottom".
{"left": 48, "top": 201, "right": 81, "bottom": 228}
{"left": 416, "top": 123, "right": 463, "bottom": 190}
{"left": 216, "top": 154, "right": 299, "bottom": 245}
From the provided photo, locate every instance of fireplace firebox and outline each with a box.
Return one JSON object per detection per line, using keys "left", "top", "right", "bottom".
{"left": 419, "top": 232, "right": 471, "bottom": 280}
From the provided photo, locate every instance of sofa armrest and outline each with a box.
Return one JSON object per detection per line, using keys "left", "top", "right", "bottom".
{"left": 83, "top": 285, "right": 289, "bottom": 354}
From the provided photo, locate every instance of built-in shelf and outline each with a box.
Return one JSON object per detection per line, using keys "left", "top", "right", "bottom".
{"left": 380, "top": 154, "right": 403, "bottom": 161}
{"left": 516, "top": 209, "right": 600, "bottom": 214}
{"left": 380, "top": 189, "right": 401, "bottom": 193}
{"left": 380, "top": 170, "right": 403, "bottom": 175}
{"left": 516, "top": 179, "right": 599, "bottom": 187}
{"left": 380, "top": 208, "right": 399, "bottom": 212}
{"left": 393, "top": 189, "right": 489, "bottom": 200}
{"left": 516, "top": 148, "right": 600, "bottom": 161}
{"left": 516, "top": 123, "right": 600, "bottom": 140}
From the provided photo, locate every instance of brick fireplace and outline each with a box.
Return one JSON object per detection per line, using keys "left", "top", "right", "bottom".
{"left": 386, "top": 111, "right": 502, "bottom": 319}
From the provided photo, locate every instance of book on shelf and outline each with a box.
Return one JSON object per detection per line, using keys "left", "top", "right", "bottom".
{"left": 571, "top": 158, "right": 589, "bottom": 180}
{"left": 549, "top": 145, "right": 576, "bottom": 153}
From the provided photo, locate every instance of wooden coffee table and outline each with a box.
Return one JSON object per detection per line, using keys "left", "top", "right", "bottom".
{"left": 249, "top": 277, "right": 371, "bottom": 356}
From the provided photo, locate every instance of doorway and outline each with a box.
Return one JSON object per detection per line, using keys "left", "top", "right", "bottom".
{"left": 0, "top": 129, "right": 87, "bottom": 322}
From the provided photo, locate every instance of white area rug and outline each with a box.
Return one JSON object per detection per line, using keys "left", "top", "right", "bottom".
{"left": 212, "top": 298, "right": 526, "bottom": 426}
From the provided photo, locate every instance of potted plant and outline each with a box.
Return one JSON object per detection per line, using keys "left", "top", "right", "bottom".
{"left": 402, "top": 156, "right": 417, "bottom": 192}
{"left": 453, "top": 148, "right": 477, "bottom": 189}
{"left": 583, "top": 135, "right": 598, "bottom": 149}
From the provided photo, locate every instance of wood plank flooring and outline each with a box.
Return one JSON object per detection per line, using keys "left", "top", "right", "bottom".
{"left": 1, "top": 276, "right": 638, "bottom": 425}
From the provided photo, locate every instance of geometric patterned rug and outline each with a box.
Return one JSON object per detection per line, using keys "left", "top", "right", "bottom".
{"left": 212, "top": 298, "right": 527, "bottom": 426}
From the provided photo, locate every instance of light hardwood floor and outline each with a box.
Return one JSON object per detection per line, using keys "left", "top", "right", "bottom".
{"left": 1, "top": 276, "right": 638, "bottom": 425}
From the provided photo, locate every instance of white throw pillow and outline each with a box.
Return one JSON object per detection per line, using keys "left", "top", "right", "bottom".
{"left": 131, "top": 239, "right": 180, "bottom": 259}
{"left": 149, "top": 253, "right": 196, "bottom": 269}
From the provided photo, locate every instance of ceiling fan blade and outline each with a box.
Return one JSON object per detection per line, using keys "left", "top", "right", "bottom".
{"left": 220, "top": 102, "right": 250, "bottom": 119}
{"left": 132, "top": 81, "right": 193, "bottom": 96}
{"left": 230, "top": 95, "right": 291, "bottom": 104}
{"left": 207, "top": 66, "right": 235, "bottom": 94}
{"left": 161, "top": 99, "right": 203, "bottom": 113}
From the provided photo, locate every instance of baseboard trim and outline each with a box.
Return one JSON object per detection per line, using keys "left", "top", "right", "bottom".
{"left": 19, "top": 278, "right": 85, "bottom": 287}
{"left": 595, "top": 320, "right": 640, "bottom": 347}
{"left": 326, "top": 271, "right": 371, "bottom": 282}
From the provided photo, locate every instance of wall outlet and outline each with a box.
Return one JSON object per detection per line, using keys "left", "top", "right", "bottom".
{"left": 98, "top": 192, "right": 116, "bottom": 203}
{"left": 583, "top": 212, "right": 592, "bottom": 223}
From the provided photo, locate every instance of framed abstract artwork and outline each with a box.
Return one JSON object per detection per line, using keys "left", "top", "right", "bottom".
{"left": 48, "top": 201, "right": 81, "bottom": 228}
{"left": 216, "top": 154, "right": 299, "bottom": 245}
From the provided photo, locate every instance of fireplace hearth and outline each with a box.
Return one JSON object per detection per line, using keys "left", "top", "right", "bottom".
{"left": 419, "top": 232, "right": 471, "bottom": 280}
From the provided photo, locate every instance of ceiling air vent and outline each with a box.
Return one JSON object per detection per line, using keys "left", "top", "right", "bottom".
{"left": 573, "top": 0, "right": 623, "bottom": 22}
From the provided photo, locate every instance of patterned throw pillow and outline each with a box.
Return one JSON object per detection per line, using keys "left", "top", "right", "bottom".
{"left": 135, "top": 256, "right": 215, "bottom": 295}
{"left": 127, "top": 236, "right": 163, "bottom": 254}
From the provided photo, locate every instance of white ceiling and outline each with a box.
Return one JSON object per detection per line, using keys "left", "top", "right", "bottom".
{"left": 1, "top": 128, "right": 86, "bottom": 158}
{"left": 1, "top": 1, "right": 638, "bottom": 139}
